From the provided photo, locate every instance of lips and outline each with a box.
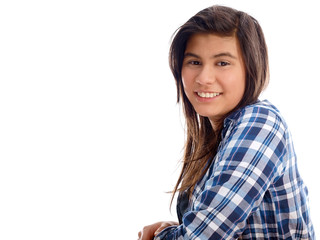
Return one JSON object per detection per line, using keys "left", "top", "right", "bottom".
{"left": 196, "top": 92, "right": 221, "bottom": 98}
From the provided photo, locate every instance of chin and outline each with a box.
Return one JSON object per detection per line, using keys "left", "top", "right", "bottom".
{"left": 198, "top": 112, "right": 219, "bottom": 119}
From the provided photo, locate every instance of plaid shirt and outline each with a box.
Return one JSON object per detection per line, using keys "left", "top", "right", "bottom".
{"left": 155, "top": 100, "right": 315, "bottom": 240}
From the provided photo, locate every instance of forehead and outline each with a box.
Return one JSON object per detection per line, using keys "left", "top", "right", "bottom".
{"left": 185, "top": 33, "right": 240, "bottom": 56}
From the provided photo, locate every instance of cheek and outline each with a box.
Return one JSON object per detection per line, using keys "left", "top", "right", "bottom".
{"left": 182, "top": 78, "right": 194, "bottom": 99}
{"left": 181, "top": 78, "right": 190, "bottom": 99}
{"left": 236, "top": 77, "right": 245, "bottom": 95}
{"left": 239, "top": 75, "right": 246, "bottom": 97}
{"left": 221, "top": 73, "right": 246, "bottom": 103}
{"left": 181, "top": 69, "right": 186, "bottom": 86}
{"left": 233, "top": 80, "right": 245, "bottom": 102}
{"left": 181, "top": 67, "right": 197, "bottom": 85}
{"left": 228, "top": 70, "right": 245, "bottom": 94}
{"left": 238, "top": 66, "right": 246, "bottom": 95}
{"left": 181, "top": 72, "right": 191, "bottom": 93}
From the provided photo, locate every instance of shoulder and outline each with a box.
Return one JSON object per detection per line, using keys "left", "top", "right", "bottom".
{"left": 217, "top": 100, "right": 290, "bottom": 171}
{"left": 225, "top": 100, "right": 288, "bottom": 130}
{"left": 221, "top": 100, "right": 289, "bottom": 147}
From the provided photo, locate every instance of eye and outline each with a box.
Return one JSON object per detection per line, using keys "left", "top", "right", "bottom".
{"left": 188, "top": 60, "right": 201, "bottom": 65}
{"left": 217, "top": 61, "right": 230, "bottom": 67}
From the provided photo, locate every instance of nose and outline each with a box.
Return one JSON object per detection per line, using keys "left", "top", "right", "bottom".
{"left": 196, "top": 65, "right": 216, "bottom": 85}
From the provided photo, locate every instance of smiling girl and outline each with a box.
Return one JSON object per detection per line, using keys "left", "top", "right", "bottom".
{"left": 138, "top": 5, "right": 315, "bottom": 239}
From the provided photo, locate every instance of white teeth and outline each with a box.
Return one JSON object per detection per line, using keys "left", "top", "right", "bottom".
{"left": 197, "top": 92, "right": 221, "bottom": 98}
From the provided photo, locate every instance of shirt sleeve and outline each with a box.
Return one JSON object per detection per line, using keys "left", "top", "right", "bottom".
{"left": 154, "top": 106, "right": 287, "bottom": 240}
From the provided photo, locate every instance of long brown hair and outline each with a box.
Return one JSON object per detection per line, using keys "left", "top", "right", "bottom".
{"left": 169, "top": 5, "right": 269, "bottom": 203}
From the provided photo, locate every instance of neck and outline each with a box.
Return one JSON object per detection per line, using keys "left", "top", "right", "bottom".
{"left": 209, "top": 117, "right": 223, "bottom": 133}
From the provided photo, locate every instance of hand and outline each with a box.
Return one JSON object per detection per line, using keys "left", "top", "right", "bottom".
{"left": 138, "top": 221, "right": 178, "bottom": 240}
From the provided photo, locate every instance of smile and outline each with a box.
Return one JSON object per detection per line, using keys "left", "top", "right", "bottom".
{"left": 197, "top": 92, "right": 221, "bottom": 98}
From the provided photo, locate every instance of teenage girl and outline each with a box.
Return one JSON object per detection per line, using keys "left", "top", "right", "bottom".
{"left": 138, "top": 5, "right": 315, "bottom": 240}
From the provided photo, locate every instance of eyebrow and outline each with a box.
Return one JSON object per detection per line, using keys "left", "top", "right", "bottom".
{"left": 184, "top": 52, "right": 237, "bottom": 59}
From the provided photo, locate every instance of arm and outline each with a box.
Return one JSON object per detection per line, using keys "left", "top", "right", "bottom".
{"left": 155, "top": 106, "right": 287, "bottom": 239}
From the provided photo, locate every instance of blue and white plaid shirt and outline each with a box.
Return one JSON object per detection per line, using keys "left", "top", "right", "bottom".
{"left": 155, "top": 100, "right": 315, "bottom": 239}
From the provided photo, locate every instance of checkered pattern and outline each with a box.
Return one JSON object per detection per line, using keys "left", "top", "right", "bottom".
{"left": 154, "top": 100, "right": 315, "bottom": 239}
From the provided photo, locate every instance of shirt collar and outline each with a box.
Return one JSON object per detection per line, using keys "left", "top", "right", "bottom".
{"left": 221, "top": 100, "right": 261, "bottom": 137}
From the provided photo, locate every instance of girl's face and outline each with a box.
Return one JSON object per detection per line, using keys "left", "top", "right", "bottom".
{"left": 181, "top": 33, "right": 246, "bottom": 128}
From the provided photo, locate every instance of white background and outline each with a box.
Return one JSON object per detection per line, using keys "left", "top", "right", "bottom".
{"left": 0, "top": 0, "right": 319, "bottom": 239}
